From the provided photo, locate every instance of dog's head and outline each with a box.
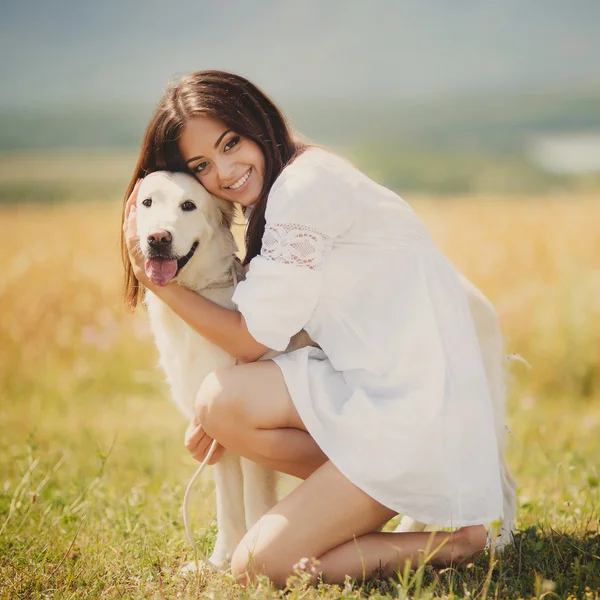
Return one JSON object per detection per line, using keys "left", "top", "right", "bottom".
{"left": 136, "top": 171, "right": 235, "bottom": 287}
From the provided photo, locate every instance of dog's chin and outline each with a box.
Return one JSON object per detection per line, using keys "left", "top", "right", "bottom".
{"left": 144, "top": 241, "right": 199, "bottom": 287}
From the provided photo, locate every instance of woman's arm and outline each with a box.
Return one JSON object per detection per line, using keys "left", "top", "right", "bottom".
{"left": 123, "top": 183, "right": 268, "bottom": 363}
{"left": 154, "top": 285, "right": 268, "bottom": 363}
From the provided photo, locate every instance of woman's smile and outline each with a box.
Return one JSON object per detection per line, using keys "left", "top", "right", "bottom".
{"left": 225, "top": 167, "right": 252, "bottom": 191}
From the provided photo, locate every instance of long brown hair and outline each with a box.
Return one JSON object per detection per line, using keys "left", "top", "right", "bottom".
{"left": 121, "top": 70, "right": 307, "bottom": 308}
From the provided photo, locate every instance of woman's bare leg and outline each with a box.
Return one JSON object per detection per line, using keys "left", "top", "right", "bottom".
{"left": 315, "top": 525, "right": 486, "bottom": 584}
{"left": 230, "top": 460, "right": 487, "bottom": 587}
{"left": 196, "top": 360, "right": 328, "bottom": 479}
{"left": 197, "top": 362, "right": 487, "bottom": 586}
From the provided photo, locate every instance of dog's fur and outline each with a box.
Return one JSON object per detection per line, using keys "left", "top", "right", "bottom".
{"left": 136, "top": 171, "right": 517, "bottom": 568}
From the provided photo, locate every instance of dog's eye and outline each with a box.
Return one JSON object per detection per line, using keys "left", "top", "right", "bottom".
{"left": 181, "top": 200, "right": 196, "bottom": 212}
{"left": 142, "top": 198, "right": 152, "bottom": 207}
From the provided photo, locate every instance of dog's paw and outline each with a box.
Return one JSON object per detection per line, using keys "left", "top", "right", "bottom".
{"left": 180, "top": 559, "right": 218, "bottom": 576}
{"left": 208, "top": 549, "right": 232, "bottom": 570}
{"left": 179, "top": 549, "right": 233, "bottom": 576}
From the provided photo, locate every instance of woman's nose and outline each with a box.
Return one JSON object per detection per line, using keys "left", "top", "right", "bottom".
{"left": 214, "top": 157, "right": 236, "bottom": 187}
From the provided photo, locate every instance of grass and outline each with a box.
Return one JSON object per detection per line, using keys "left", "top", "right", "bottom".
{"left": 1, "top": 186, "right": 599, "bottom": 598}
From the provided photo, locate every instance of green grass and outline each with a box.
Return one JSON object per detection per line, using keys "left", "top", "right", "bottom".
{"left": 2, "top": 382, "right": 599, "bottom": 598}
{"left": 1, "top": 193, "right": 599, "bottom": 598}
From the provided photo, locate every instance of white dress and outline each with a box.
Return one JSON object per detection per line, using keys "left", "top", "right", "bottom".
{"left": 232, "top": 148, "right": 503, "bottom": 527}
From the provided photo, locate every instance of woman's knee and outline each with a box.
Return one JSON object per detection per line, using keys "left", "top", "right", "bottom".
{"left": 194, "top": 367, "right": 245, "bottom": 437}
{"left": 230, "top": 536, "right": 292, "bottom": 588}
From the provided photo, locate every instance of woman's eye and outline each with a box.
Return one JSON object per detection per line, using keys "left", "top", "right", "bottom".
{"left": 194, "top": 161, "right": 209, "bottom": 174}
{"left": 181, "top": 200, "right": 196, "bottom": 212}
{"left": 142, "top": 198, "right": 152, "bottom": 207}
{"left": 224, "top": 135, "right": 241, "bottom": 152}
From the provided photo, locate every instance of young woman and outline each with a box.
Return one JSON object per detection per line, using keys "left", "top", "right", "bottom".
{"left": 122, "top": 70, "right": 503, "bottom": 586}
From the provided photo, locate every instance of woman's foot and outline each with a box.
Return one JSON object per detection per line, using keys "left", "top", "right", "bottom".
{"left": 449, "top": 525, "right": 487, "bottom": 565}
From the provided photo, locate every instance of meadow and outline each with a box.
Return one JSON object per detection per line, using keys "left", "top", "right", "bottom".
{"left": 0, "top": 153, "right": 599, "bottom": 598}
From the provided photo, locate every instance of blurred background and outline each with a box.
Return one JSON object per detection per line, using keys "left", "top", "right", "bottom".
{"left": 2, "top": 0, "right": 600, "bottom": 197}
{"left": 1, "top": 2, "right": 599, "bottom": 596}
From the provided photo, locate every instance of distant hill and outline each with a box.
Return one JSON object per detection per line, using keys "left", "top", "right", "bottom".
{"left": 2, "top": 90, "right": 599, "bottom": 153}
{"left": 2, "top": 90, "right": 599, "bottom": 195}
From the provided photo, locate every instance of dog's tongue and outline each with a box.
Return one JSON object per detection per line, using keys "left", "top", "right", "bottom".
{"left": 145, "top": 258, "right": 178, "bottom": 287}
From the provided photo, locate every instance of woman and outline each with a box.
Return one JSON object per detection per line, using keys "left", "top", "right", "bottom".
{"left": 122, "top": 70, "right": 503, "bottom": 586}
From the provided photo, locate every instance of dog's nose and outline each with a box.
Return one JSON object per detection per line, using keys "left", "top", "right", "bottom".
{"left": 147, "top": 230, "right": 172, "bottom": 249}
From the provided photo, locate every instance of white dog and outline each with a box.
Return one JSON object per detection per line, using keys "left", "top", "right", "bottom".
{"left": 135, "top": 171, "right": 517, "bottom": 569}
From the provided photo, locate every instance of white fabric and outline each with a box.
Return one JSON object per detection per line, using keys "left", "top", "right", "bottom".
{"left": 262, "top": 223, "right": 332, "bottom": 270}
{"left": 232, "top": 148, "right": 503, "bottom": 526}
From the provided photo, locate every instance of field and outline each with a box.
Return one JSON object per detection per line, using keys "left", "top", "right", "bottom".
{"left": 0, "top": 154, "right": 599, "bottom": 598}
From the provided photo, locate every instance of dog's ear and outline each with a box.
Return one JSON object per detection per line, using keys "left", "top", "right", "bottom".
{"left": 211, "top": 196, "right": 236, "bottom": 230}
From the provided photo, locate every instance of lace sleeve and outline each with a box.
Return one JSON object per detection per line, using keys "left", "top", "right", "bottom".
{"left": 261, "top": 223, "right": 333, "bottom": 271}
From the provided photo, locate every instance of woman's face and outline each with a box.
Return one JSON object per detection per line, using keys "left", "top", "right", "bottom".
{"left": 179, "top": 115, "right": 265, "bottom": 207}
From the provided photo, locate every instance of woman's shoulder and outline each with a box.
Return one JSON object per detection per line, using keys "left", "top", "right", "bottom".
{"left": 269, "top": 148, "right": 356, "bottom": 203}
{"left": 281, "top": 147, "right": 356, "bottom": 183}
{"left": 266, "top": 147, "right": 357, "bottom": 229}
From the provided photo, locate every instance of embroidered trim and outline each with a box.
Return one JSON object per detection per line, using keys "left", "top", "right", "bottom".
{"left": 262, "top": 223, "right": 332, "bottom": 270}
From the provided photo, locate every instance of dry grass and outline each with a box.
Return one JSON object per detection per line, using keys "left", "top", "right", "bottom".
{"left": 1, "top": 191, "right": 599, "bottom": 598}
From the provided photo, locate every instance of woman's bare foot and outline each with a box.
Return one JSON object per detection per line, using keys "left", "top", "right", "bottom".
{"left": 449, "top": 525, "right": 487, "bottom": 565}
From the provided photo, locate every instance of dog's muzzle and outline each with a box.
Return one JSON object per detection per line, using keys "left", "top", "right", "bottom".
{"left": 144, "top": 238, "right": 199, "bottom": 287}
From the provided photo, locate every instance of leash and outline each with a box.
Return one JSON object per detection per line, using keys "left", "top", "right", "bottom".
{"left": 182, "top": 440, "right": 221, "bottom": 567}
{"left": 181, "top": 257, "right": 242, "bottom": 568}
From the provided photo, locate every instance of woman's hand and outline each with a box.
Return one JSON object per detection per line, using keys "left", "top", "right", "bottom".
{"left": 123, "top": 179, "right": 155, "bottom": 290}
{"left": 184, "top": 416, "right": 225, "bottom": 465}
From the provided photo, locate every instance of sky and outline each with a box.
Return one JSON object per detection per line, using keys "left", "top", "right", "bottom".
{"left": 1, "top": 0, "right": 599, "bottom": 110}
